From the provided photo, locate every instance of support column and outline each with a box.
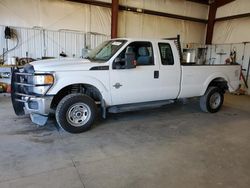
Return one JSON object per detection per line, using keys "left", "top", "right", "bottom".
{"left": 206, "top": 3, "right": 217, "bottom": 44}
{"left": 205, "top": 0, "right": 235, "bottom": 44}
{"left": 111, "top": 0, "right": 119, "bottom": 38}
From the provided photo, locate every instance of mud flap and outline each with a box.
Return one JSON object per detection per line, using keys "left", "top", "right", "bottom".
{"left": 101, "top": 98, "right": 106, "bottom": 119}
{"left": 11, "top": 69, "right": 25, "bottom": 116}
{"left": 30, "top": 114, "right": 48, "bottom": 126}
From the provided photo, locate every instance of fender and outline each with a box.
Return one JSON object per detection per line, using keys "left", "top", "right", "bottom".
{"left": 47, "top": 73, "right": 112, "bottom": 105}
{"left": 201, "top": 72, "right": 229, "bottom": 95}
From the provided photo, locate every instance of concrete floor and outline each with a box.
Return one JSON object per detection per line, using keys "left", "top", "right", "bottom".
{"left": 0, "top": 93, "right": 249, "bottom": 188}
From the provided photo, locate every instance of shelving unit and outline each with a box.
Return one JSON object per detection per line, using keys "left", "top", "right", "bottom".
{"left": 0, "top": 65, "right": 14, "bottom": 84}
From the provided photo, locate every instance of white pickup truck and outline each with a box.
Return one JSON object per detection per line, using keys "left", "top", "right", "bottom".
{"left": 11, "top": 37, "right": 241, "bottom": 133}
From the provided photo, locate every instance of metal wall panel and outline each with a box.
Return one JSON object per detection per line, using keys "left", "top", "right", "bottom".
{"left": 0, "top": 25, "right": 109, "bottom": 62}
{"left": 206, "top": 43, "right": 250, "bottom": 68}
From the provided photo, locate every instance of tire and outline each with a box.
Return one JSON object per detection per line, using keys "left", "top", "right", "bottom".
{"left": 55, "top": 93, "right": 97, "bottom": 133}
{"left": 199, "top": 86, "right": 224, "bottom": 113}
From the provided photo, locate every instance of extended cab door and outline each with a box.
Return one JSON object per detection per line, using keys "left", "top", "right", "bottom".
{"left": 157, "top": 41, "right": 181, "bottom": 99}
{"left": 110, "top": 41, "right": 163, "bottom": 105}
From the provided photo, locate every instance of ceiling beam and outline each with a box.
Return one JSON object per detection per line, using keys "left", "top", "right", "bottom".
{"left": 186, "top": 0, "right": 209, "bottom": 5}
{"left": 215, "top": 12, "right": 250, "bottom": 22}
{"left": 67, "top": 0, "right": 111, "bottom": 8}
{"left": 67, "top": 0, "right": 207, "bottom": 24}
{"left": 215, "top": 0, "right": 235, "bottom": 7}
{"left": 119, "top": 6, "right": 207, "bottom": 23}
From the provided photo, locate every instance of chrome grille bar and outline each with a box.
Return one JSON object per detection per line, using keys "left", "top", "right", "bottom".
{"left": 15, "top": 72, "right": 34, "bottom": 76}
{"left": 14, "top": 82, "right": 52, "bottom": 87}
{"left": 15, "top": 92, "right": 38, "bottom": 98}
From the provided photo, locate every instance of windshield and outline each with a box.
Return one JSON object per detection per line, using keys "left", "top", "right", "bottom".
{"left": 86, "top": 40, "right": 127, "bottom": 62}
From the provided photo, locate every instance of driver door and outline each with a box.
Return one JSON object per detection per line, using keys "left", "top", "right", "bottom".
{"left": 110, "top": 41, "right": 161, "bottom": 105}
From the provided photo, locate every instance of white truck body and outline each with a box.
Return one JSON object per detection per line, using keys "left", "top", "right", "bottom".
{"left": 179, "top": 65, "right": 240, "bottom": 98}
{"left": 11, "top": 38, "right": 241, "bottom": 133}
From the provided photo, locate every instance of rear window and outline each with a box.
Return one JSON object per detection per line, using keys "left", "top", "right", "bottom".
{"left": 158, "top": 43, "right": 174, "bottom": 65}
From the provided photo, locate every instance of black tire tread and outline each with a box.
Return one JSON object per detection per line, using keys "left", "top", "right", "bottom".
{"left": 200, "top": 86, "right": 224, "bottom": 113}
{"left": 55, "top": 93, "right": 97, "bottom": 133}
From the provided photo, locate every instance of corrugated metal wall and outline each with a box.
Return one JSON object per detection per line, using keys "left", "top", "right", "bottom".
{"left": 206, "top": 43, "right": 250, "bottom": 68}
{"left": 0, "top": 25, "right": 110, "bottom": 60}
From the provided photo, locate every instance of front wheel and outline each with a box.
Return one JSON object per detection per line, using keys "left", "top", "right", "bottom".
{"left": 200, "top": 87, "right": 224, "bottom": 113}
{"left": 55, "top": 94, "right": 97, "bottom": 133}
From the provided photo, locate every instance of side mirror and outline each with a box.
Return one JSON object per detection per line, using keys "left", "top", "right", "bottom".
{"left": 125, "top": 47, "right": 136, "bottom": 69}
{"left": 113, "top": 57, "right": 123, "bottom": 69}
{"left": 114, "top": 57, "right": 122, "bottom": 63}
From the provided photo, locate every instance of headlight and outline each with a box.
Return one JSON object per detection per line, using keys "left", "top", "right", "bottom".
{"left": 33, "top": 75, "right": 54, "bottom": 85}
{"left": 32, "top": 74, "right": 54, "bottom": 95}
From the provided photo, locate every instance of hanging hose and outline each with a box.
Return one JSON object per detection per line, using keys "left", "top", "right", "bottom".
{"left": 0, "top": 31, "right": 19, "bottom": 59}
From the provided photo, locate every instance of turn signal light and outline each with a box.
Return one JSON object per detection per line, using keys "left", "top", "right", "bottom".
{"left": 44, "top": 75, "right": 54, "bottom": 85}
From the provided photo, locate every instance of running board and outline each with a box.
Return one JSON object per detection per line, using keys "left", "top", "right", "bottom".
{"left": 108, "top": 100, "right": 175, "bottom": 113}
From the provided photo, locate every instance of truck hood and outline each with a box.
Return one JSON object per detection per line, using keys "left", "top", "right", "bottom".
{"left": 30, "top": 58, "right": 106, "bottom": 72}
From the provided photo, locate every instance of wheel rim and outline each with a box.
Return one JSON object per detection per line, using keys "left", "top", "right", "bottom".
{"left": 66, "top": 103, "right": 91, "bottom": 127}
{"left": 209, "top": 92, "right": 221, "bottom": 109}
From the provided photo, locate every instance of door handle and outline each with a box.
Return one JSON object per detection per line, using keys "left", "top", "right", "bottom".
{"left": 154, "top": 71, "right": 159, "bottom": 79}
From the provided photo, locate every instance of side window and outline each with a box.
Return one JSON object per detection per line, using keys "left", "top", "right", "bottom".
{"left": 158, "top": 43, "right": 174, "bottom": 65}
{"left": 113, "top": 41, "right": 154, "bottom": 69}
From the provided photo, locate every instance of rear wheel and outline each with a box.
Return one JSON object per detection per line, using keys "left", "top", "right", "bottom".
{"left": 56, "top": 94, "right": 97, "bottom": 133}
{"left": 200, "top": 87, "right": 224, "bottom": 113}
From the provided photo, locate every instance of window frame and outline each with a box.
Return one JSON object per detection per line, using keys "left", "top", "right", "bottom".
{"left": 113, "top": 41, "right": 155, "bottom": 69}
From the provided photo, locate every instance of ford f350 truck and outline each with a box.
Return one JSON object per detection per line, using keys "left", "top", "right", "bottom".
{"left": 11, "top": 38, "right": 241, "bottom": 133}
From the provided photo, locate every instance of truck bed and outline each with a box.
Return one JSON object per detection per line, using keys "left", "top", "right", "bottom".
{"left": 178, "top": 64, "right": 241, "bottom": 98}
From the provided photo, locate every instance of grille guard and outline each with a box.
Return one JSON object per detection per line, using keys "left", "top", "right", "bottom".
{"left": 11, "top": 69, "right": 25, "bottom": 115}
{"left": 11, "top": 65, "right": 53, "bottom": 116}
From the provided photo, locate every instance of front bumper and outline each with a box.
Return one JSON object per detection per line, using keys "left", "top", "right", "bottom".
{"left": 23, "top": 96, "right": 53, "bottom": 115}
